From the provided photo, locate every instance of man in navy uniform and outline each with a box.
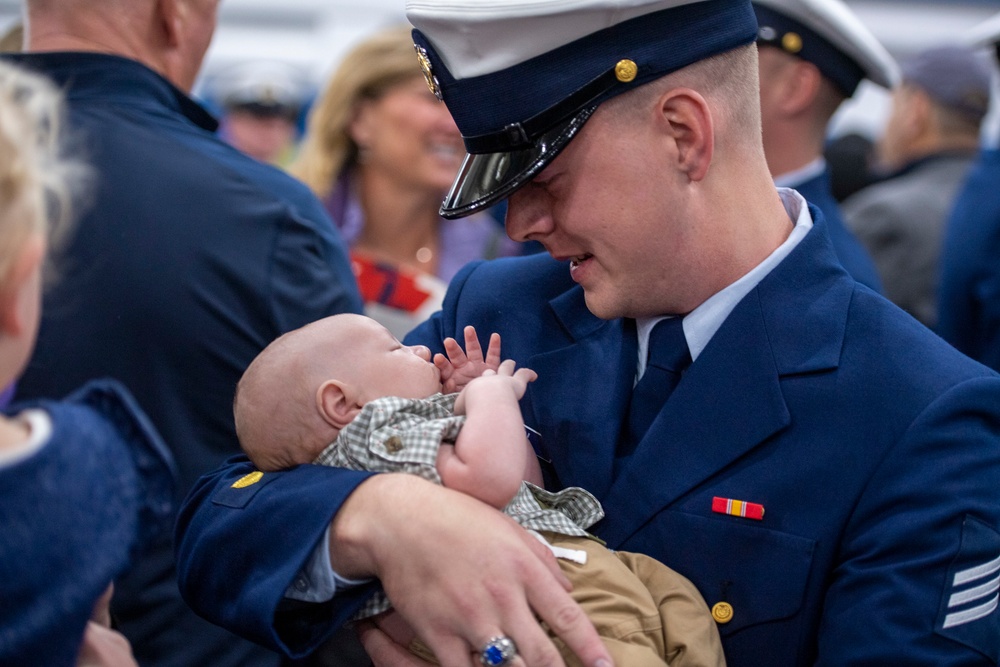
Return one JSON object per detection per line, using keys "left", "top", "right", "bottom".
{"left": 177, "top": 1, "right": 1000, "bottom": 665}
{"left": 938, "top": 15, "right": 1000, "bottom": 370}
{"left": 0, "top": 0, "right": 363, "bottom": 664}
{"left": 753, "top": 0, "right": 894, "bottom": 292}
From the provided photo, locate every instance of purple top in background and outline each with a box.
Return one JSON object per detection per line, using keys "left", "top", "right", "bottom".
{"left": 0, "top": 383, "right": 15, "bottom": 411}
{"left": 324, "top": 173, "right": 521, "bottom": 283}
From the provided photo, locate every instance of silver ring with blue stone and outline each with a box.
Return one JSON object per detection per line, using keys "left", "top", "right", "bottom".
{"left": 479, "top": 636, "right": 517, "bottom": 666}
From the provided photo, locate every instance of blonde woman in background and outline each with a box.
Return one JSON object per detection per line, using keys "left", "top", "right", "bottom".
{"left": 291, "top": 27, "right": 520, "bottom": 338}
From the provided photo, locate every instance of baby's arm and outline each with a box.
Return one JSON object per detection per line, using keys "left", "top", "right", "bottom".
{"left": 435, "top": 361, "right": 537, "bottom": 509}
{"left": 433, "top": 326, "right": 502, "bottom": 394}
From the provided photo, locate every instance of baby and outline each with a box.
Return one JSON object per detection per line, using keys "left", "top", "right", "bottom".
{"left": 235, "top": 313, "right": 725, "bottom": 667}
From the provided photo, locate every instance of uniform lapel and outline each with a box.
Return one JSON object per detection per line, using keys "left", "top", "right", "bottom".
{"left": 526, "top": 286, "right": 635, "bottom": 499}
{"left": 596, "top": 288, "right": 790, "bottom": 546}
{"left": 596, "top": 213, "right": 854, "bottom": 547}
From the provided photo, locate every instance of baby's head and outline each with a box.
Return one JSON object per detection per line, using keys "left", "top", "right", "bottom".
{"left": 235, "top": 313, "right": 441, "bottom": 470}
{"left": 0, "top": 61, "right": 82, "bottom": 388}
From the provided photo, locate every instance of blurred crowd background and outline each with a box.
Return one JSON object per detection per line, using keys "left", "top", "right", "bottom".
{"left": 4, "top": 0, "right": 1000, "bottom": 665}
{"left": 4, "top": 0, "right": 997, "bottom": 165}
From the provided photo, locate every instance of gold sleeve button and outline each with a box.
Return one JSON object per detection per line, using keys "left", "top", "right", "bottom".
{"left": 385, "top": 436, "right": 404, "bottom": 453}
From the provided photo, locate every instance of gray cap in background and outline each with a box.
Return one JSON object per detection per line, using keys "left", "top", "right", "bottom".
{"left": 901, "top": 45, "right": 993, "bottom": 121}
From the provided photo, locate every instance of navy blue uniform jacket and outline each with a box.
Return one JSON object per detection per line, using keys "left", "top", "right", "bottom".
{"left": 792, "top": 169, "right": 883, "bottom": 292}
{"left": 939, "top": 149, "right": 1000, "bottom": 371}
{"left": 3, "top": 52, "right": 363, "bottom": 667}
{"left": 176, "top": 210, "right": 1000, "bottom": 665}
{"left": 1, "top": 381, "right": 174, "bottom": 667}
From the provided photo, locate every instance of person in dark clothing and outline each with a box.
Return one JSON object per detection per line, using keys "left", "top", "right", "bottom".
{"left": 2, "top": 0, "right": 363, "bottom": 664}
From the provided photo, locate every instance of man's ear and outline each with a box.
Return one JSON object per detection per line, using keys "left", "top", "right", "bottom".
{"left": 779, "top": 60, "right": 823, "bottom": 116}
{"left": 658, "top": 88, "right": 714, "bottom": 182}
{"left": 0, "top": 234, "right": 45, "bottom": 336}
{"left": 317, "top": 379, "right": 362, "bottom": 429}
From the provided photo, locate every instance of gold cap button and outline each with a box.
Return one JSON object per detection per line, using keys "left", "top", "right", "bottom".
{"left": 711, "top": 601, "right": 734, "bottom": 624}
{"left": 615, "top": 59, "right": 638, "bottom": 83}
{"left": 782, "top": 32, "right": 803, "bottom": 53}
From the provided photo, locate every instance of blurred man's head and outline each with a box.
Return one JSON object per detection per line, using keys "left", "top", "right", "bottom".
{"left": 751, "top": 0, "right": 897, "bottom": 175}
{"left": 877, "top": 45, "right": 991, "bottom": 172}
{"left": 209, "top": 60, "right": 311, "bottom": 164}
{"left": 24, "top": 0, "right": 220, "bottom": 92}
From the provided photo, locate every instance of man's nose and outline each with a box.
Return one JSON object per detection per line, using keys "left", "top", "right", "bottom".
{"left": 504, "top": 187, "right": 553, "bottom": 243}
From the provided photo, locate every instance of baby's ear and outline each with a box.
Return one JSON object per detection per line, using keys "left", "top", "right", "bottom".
{"left": 317, "top": 379, "right": 361, "bottom": 429}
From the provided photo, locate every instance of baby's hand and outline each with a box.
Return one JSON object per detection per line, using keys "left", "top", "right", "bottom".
{"left": 434, "top": 326, "right": 502, "bottom": 393}
{"left": 481, "top": 359, "right": 538, "bottom": 400}
{"left": 454, "top": 359, "right": 537, "bottom": 415}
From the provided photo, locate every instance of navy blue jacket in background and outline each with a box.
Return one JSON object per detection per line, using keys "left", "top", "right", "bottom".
{"left": 2, "top": 52, "right": 362, "bottom": 667}
{"left": 792, "top": 168, "right": 883, "bottom": 292}
{"left": 175, "top": 209, "right": 1000, "bottom": 666}
{"left": 1, "top": 381, "right": 175, "bottom": 667}
{"left": 939, "top": 149, "right": 1000, "bottom": 370}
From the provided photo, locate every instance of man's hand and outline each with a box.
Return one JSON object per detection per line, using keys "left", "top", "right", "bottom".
{"left": 434, "top": 326, "right": 502, "bottom": 393}
{"left": 332, "top": 474, "right": 614, "bottom": 667}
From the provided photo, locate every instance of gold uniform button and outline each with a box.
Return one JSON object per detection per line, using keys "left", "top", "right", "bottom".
{"left": 712, "top": 601, "right": 734, "bottom": 624}
{"left": 385, "top": 436, "right": 404, "bottom": 453}
{"left": 615, "top": 59, "right": 638, "bottom": 83}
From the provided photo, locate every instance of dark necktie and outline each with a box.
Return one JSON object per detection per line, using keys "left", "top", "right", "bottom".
{"left": 625, "top": 317, "right": 692, "bottom": 445}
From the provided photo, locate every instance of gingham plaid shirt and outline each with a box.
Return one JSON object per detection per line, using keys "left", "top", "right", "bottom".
{"left": 314, "top": 393, "right": 605, "bottom": 619}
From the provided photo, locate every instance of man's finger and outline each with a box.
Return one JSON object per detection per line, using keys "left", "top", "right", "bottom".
{"left": 528, "top": 583, "right": 614, "bottom": 667}
{"left": 358, "top": 620, "right": 432, "bottom": 667}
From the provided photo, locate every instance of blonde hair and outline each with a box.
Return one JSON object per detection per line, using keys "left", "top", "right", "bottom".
{"left": 0, "top": 60, "right": 81, "bottom": 282}
{"left": 289, "top": 26, "right": 424, "bottom": 199}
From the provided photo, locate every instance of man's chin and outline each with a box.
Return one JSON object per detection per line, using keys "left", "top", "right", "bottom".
{"left": 581, "top": 291, "right": 624, "bottom": 321}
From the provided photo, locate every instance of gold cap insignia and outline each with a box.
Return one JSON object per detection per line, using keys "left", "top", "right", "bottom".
{"left": 232, "top": 471, "right": 264, "bottom": 488}
{"left": 782, "top": 32, "right": 803, "bottom": 54}
{"left": 414, "top": 45, "right": 443, "bottom": 100}
{"left": 615, "top": 59, "right": 638, "bottom": 83}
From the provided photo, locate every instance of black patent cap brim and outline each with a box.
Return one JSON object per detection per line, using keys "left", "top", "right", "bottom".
{"left": 439, "top": 106, "right": 597, "bottom": 220}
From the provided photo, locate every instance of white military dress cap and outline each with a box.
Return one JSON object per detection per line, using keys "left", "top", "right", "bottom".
{"left": 208, "top": 60, "right": 311, "bottom": 114}
{"left": 406, "top": 0, "right": 758, "bottom": 218}
{"left": 753, "top": 0, "right": 898, "bottom": 95}
{"left": 966, "top": 12, "right": 1000, "bottom": 48}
